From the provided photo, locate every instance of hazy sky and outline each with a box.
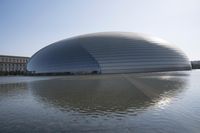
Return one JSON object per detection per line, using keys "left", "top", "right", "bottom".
{"left": 0, "top": 0, "right": 199, "bottom": 60}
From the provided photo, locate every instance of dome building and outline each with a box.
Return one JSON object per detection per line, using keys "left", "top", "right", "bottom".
{"left": 27, "top": 32, "right": 191, "bottom": 74}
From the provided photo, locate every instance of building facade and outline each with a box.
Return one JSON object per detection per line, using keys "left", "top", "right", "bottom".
{"left": 27, "top": 32, "right": 191, "bottom": 75}
{"left": 0, "top": 55, "right": 29, "bottom": 75}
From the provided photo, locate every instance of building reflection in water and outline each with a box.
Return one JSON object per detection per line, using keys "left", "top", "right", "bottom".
{"left": 28, "top": 72, "right": 189, "bottom": 114}
{"left": 0, "top": 82, "right": 27, "bottom": 95}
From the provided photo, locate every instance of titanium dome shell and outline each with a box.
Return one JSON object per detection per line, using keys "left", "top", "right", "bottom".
{"left": 27, "top": 32, "right": 191, "bottom": 74}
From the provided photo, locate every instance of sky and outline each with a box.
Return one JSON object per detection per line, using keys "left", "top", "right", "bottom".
{"left": 0, "top": 0, "right": 199, "bottom": 60}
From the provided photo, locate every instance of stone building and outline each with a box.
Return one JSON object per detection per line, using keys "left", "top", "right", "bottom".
{"left": 0, "top": 55, "right": 29, "bottom": 75}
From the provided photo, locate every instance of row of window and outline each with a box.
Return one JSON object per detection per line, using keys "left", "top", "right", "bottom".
{"left": 0, "top": 57, "right": 29, "bottom": 63}
{"left": 0, "top": 63, "right": 26, "bottom": 72}
{"left": 0, "top": 68, "right": 25, "bottom": 71}
{"left": 0, "top": 63, "right": 25, "bottom": 67}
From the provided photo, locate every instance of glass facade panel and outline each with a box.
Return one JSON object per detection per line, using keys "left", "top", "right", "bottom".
{"left": 27, "top": 40, "right": 100, "bottom": 74}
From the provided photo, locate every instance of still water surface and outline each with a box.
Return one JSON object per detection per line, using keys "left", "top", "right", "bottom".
{"left": 0, "top": 70, "right": 200, "bottom": 133}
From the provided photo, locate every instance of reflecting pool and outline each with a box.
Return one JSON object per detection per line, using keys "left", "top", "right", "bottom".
{"left": 0, "top": 70, "right": 200, "bottom": 133}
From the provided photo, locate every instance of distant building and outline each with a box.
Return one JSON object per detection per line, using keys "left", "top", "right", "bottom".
{"left": 0, "top": 55, "right": 29, "bottom": 75}
{"left": 191, "top": 61, "right": 200, "bottom": 69}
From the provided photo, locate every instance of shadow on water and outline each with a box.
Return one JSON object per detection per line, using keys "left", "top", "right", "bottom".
{"left": 28, "top": 72, "right": 189, "bottom": 114}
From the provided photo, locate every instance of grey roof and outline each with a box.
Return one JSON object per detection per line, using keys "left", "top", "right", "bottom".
{"left": 27, "top": 32, "right": 191, "bottom": 74}
{"left": 0, "top": 55, "right": 30, "bottom": 59}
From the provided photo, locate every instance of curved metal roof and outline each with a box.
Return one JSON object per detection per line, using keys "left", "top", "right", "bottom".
{"left": 27, "top": 32, "right": 191, "bottom": 74}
